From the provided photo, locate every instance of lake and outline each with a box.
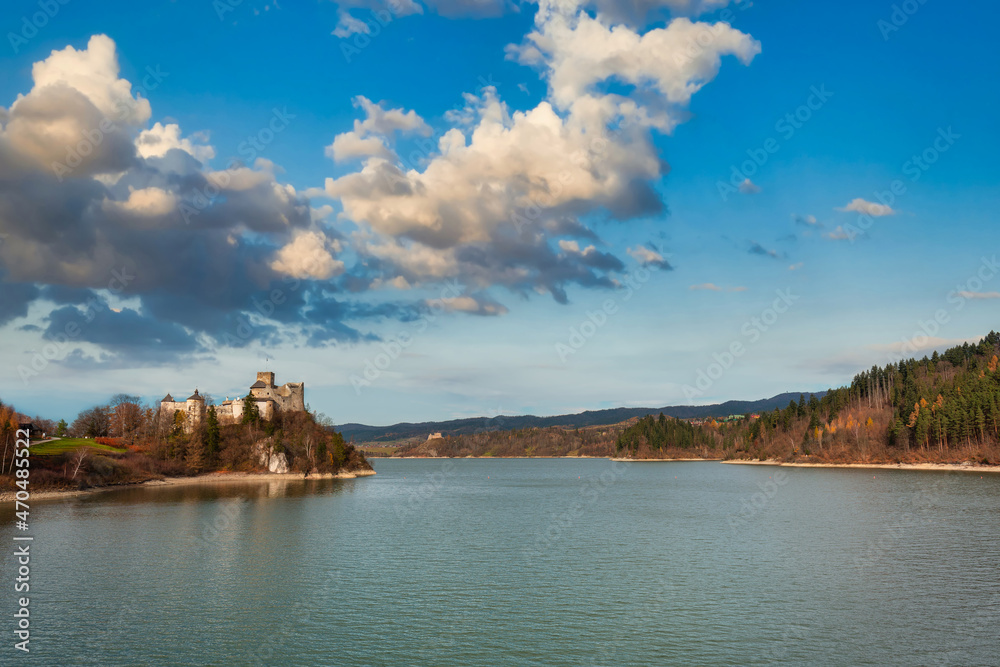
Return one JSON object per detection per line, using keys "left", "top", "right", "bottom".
{"left": 2, "top": 459, "right": 999, "bottom": 666}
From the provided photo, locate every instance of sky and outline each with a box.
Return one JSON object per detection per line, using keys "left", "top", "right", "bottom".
{"left": 1, "top": 0, "right": 998, "bottom": 426}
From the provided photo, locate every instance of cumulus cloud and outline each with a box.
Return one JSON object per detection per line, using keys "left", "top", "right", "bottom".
{"left": 270, "top": 230, "right": 346, "bottom": 280}
{"left": 0, "top": 35, "right": 414, "bottom": 367}
{"left": 838, "top": 198, "right": 895, "bottom": 217}
{"left": 101, "top": 186, "right": 178, "bottom": 218}
{"left": 508, "top": 10, "right": 760, "bottom": 122}
{"left": 320, "top": 3, "right": 756, "bottom": 303}
{"left": 136, "top": 122, "right": 215, "bottom": 163}
{"left": 738, "top": 178, "right": 760, "bottom": 194}
{"left": 0, "top": 34, "right": 148, "bottom": 179}
{"left": 326, "top": 96, "right": 431, "bottom": 162}
{"left": 793, "top": 213, "right": 818, "bottom": 226}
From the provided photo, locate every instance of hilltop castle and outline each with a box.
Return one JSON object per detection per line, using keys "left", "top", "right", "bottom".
{"left": 159, "top": 372, "right": 305, "bottom": 433}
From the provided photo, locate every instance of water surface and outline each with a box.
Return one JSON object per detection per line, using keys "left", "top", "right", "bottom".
{"left": 2, "top": 459, "right": 998, "bottom": 665}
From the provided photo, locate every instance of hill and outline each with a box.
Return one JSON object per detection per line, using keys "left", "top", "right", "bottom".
{"left": 338, "top": 391, "right": 825, "bottom": 443}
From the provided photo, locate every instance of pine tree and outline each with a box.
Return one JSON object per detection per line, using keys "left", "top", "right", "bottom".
{"left": 206, "top": 405, "right": 221, "bottom": 456}
{"left": 242, "top": 393, "right": 260, "bottom": 425}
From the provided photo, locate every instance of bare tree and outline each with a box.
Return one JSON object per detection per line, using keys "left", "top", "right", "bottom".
{"left": 71, "top": 447, "right": 89, "bottom": 479}
{"left": 108, "top": 394, "right": 144, "bottom": 444}
{"left": 304, "top": 433, "right": 316, "bottom": 475}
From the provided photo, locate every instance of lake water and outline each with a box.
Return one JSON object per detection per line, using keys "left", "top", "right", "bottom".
{"left": 2, "top": 459, "right": 999, "bottom": 666}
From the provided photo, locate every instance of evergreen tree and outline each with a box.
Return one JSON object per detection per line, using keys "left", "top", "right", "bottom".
{"left": 242, "top": 393, "right": 260, "bottom": 425}
{"left": 206, "top": 405, "right": 221, "bottom": 455}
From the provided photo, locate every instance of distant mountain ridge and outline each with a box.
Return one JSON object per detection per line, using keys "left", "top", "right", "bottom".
{"left": 337, "top": 391, "right": 826, "bottom": 443}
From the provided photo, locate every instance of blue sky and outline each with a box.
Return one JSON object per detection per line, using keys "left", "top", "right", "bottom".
{"left": 1, "top": 0, "right": 998, "bottom": 426}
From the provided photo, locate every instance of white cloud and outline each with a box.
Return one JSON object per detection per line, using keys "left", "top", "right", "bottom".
{"left": 318, "top": 4, "right": 755, "bottom": 302}
{"left": 102, "top": 186, "right": 178, "bottom": 217}
{"left": 426, "top": 294, "right": 509, "bottom": 316}
{"left": 507, "top": 10, "right": 760, "bottom": 119}
{"left": 270, "top": 230, "right": 345, "bottom": 280}
{"left": 24, "top": 34, "right": 151, "bottom": 125}
{"left": 825, "top": 226, "right": 853, "bottom": 241}
{"left": 627, "top": 245, "right": 671, "bottom": 270}
{"left": 326, "top": 96, "right": 431, "bottom": 162}
{"left": 838, "top": 198, "right": 895, "bottom": 217}
{"left": 136, "top": 122, "right": 215, "bottom": 163}
{"left": 789, "top": 262, "right": 804, "bottom": 270}
{"left": 690, "top": 283, "right": 721, "bottom": 291}
{"left": 1, "top": 34, "right": 151, "bottom": 177}
{"left": 738, "top": 178, "right": 760, "bottom": 194}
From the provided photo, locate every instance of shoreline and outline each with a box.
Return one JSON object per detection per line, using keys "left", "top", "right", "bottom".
{"left": 609, "top": 457, "right": 722, "bottom": 462}
{"left": 722, "top": 460, "right": 1000, "bottom": 473}
{"left": 386, "top": 455, "right": 610, "bottom": 460}
{"left": 0, "top": 468, "right": 376, "bottom": 503}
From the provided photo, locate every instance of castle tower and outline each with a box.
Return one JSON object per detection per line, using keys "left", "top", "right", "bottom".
{"left": 185, "top": 389, "right": 206, "bottom": 432}
{"left": 256, "top": 372, "right": 275, "bottom": 387}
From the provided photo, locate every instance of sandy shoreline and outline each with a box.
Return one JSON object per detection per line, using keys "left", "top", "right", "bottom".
{"left": 609, "top": 457, "right": 722, "bottom": 462}
{"left": 0, "top": 468, "right": 376, "bottom": 503}
{"left": 390, "top": 456, "right": 718, "bottom": 462}
{"left": 722, "top": 460, "right": 1000, "bottom": 473}
{"left": 387, "top": 456, "right": 999, "bottom": 473}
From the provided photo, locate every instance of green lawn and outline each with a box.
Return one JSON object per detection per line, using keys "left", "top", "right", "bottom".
{"left": 29, "top": 438, "right": 127, "bottom": 456}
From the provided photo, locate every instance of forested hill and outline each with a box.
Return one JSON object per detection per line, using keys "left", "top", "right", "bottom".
{"left": 337, "top": 391, "right": 824, "bottom": 443}
{"left": 614, "top": 332, "right": 1000, "bottom": 464}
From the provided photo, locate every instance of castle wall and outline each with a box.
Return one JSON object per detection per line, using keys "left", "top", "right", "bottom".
{"left": 159, "top": 373, "right": 305, "bottom": 433}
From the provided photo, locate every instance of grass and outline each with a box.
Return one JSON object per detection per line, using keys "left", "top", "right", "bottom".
{"left": 29, "top": 438, "right": 128, "bottom": 456}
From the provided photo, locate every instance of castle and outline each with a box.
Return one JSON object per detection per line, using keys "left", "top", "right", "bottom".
{"left": 159, "top": 372, "right": 305, "bottom": 433}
